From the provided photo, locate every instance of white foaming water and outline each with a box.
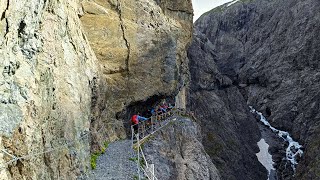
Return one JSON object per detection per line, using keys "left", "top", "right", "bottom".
{"left": 250, "top": 106, "right": 304, "bottom": 171}
{"left": 256, "top": 138, "right": 275, "bottom": 180}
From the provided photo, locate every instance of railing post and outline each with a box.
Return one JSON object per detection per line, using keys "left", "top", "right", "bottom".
{"left": 151, "top": 116, "right": 154, "bottom": 132}
{"left": 137, "top": 134, "right": 141, "bottom": 180}
{"left": 138, "top": 124, "right": 140, "bottom": 140}
{"left": 151, "top": 164, "right": 155, "bottom": 180}
{"left": 131, "top": 126, "right": 134, "bottom": 148}
{"left": 142, "top": 122, "right": 145, "bottom": 138}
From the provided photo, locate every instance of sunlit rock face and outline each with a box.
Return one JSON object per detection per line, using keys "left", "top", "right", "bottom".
{"left": 0, "top": 0, "right": 97, "bottom": 179}
{"left": 0, "top": 0, "right": 193, "bottom": 179}
{"left": 80, "top": 0, "right": 193, "bottom": 149}
{"left": 190, "top": 0, "right": 320, "bottom": 179}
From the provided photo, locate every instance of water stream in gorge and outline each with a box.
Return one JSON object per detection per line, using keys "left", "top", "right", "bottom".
{"left": 250, "top": 106, "right": 304, "bottom": 175}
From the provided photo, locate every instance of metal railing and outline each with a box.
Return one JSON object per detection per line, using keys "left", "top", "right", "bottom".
{"left": 130, "top": 108, "right": 188, "bottom": 142}
{"left": 134, "top": 133, "right": 158, "bottom": 180}
{"left": 130, "top": 108, "right": 193, "bottom": 180}
{"left": 0, "top": 122, "right": 124, "bottom": 171}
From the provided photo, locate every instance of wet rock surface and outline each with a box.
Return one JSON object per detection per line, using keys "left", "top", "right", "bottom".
{"left": 190, "top": 0, "right": 320, "bottom": 179}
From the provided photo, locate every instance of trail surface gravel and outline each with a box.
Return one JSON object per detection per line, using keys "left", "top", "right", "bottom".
{"left": 88, "top": 140, "right": 137, "bottom": 180}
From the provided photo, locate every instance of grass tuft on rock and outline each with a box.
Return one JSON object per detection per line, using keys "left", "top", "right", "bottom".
{"left": 91, "top": 153, "right": 100, "bottom": 169}
{"left": 101, "top": 141, "right": 109, "bottom": 154}
{"left": 91, "top": 141, "right": 109, "bottom": 169}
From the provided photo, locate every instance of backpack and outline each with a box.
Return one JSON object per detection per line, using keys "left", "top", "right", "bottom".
{"left": 131, "top": 115, "right": 138, "bottom": 124}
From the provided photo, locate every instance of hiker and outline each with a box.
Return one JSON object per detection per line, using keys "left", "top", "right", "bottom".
{"left": 154, "top": 105, "right": 165, "bottom": 120}
{"left": 168, "top": 103, "right": 174, "bottom": 110}
{"left": 131, "top": 113, "right": 148, "bottom": 133}
{"left": 161, "top": 103, "right": 168, "bottom": 112}
{"left": 157, "top": 105, "right": 166, "bottom": 113}
{"left": 149, "top": 107, "right": 156, "bottom": 116}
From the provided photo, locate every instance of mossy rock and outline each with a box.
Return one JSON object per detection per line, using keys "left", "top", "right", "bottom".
{"left": 206, "top": 132, "right": 224, "bottom": 156}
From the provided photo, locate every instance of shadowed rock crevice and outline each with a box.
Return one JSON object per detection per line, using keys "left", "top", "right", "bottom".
{"left": 166, "top": 7, "right": 193, "bottom": 15}
{"left": 116, "top": 0, "right": 130, "bottom": 73}
{"left": 0, "top": 0, "right": 8, "bottom": 21}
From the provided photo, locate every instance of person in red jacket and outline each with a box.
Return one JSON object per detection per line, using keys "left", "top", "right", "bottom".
{"left": 131, "top": 113, "right": 148, "bottom": 133}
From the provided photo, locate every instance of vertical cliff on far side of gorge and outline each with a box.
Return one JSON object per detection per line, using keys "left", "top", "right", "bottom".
{"left": 0, "top": 0, "right": 193, "bottom": 179}
{"left": 188, "top": 0, "right": 320, "bottom": 179}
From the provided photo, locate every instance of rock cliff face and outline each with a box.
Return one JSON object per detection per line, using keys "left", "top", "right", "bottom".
{"left": 144, "top": 117, "right": 221, "bottom": 180}
{"left": 0, "top": 0, "right": 192, "bottom": 179}
{"left": 80, "top": 0, "right": 193, "bottom": 149}
{"left": 187, "top": 33, "right": 266, "bottom": 180}
{"left": 190, "top": 0, "right": 320, "bottom": 179}
{"left": 0, "top": 1, "right": 97, "bottom": 179}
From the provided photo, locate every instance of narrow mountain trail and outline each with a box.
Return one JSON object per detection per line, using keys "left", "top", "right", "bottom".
{"left": 88, "top": 110, "right": 188, "bottom": 180}
{"left": 88, "top": 140, "right": 137, "bottom": 180}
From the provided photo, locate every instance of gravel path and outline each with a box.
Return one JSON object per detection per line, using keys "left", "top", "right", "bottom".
{"left": 88, "top": 140, "right": 138, "bottom": 180}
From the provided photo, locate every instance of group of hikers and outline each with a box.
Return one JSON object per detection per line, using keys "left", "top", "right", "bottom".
{"left": 131, "top": 100, "right": 174, "bottom": 133}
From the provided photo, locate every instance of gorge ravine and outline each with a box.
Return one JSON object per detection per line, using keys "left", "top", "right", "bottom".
{"left": 189, "top": 0, "right": 320, "bottom": 179}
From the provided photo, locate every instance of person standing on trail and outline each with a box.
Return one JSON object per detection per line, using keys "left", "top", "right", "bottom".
{"left": 149, "top": 107, "right": 156, "bottom": 116}
{"left": 131, "top": 113, "right": 149, "bottom": 133}
{"left": 156, "top": 105, "right": 166, "bottom": 114}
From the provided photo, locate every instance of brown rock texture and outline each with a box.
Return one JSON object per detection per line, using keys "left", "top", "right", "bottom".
{"left": 80, "top": 0, "right": 193, "bottom": 151}
{"left": 0, "top": 0, "right": 193, "bottom": 179}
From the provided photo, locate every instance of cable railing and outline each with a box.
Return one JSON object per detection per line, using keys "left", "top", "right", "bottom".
{"left": 130, "top": 108, "right": 189, "bottom": 144}
{"left": 134, "top": 133, "right": 158, "bottom": 180}
{"left": 0, "top": 106, "right": 195, "bottom": 180}
{"left": 130, "top": 108, "right": 194, "bottom": 180}
{"left": 0, "top": 122, "right": 123, "bottom": 172}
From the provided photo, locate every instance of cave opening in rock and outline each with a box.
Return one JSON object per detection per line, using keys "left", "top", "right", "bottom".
{"left": 266, "top": 107, "right": 272, "bottom": 116}
{"left": 117, "top": 94, "right": 175, "bottom": 137}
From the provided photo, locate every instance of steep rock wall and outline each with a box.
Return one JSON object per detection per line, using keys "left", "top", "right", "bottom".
{"left": 192, "top": 0, "right": 320, "bottom": 179}
{"left": 0, "top": 0, "right": 98, "bottom": 179}
{"left": 187, "top": 33, "right": 266, "bottom": 180}
{"left": 80, "top": 0, "right": 193, "bottom": 150}
{"left": 0, "top": 0, "right": 193, "bottom": 179}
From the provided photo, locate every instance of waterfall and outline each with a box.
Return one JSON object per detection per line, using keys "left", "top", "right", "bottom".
{"left": 250, "top": 106, "right": 304, "bottom": 171}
